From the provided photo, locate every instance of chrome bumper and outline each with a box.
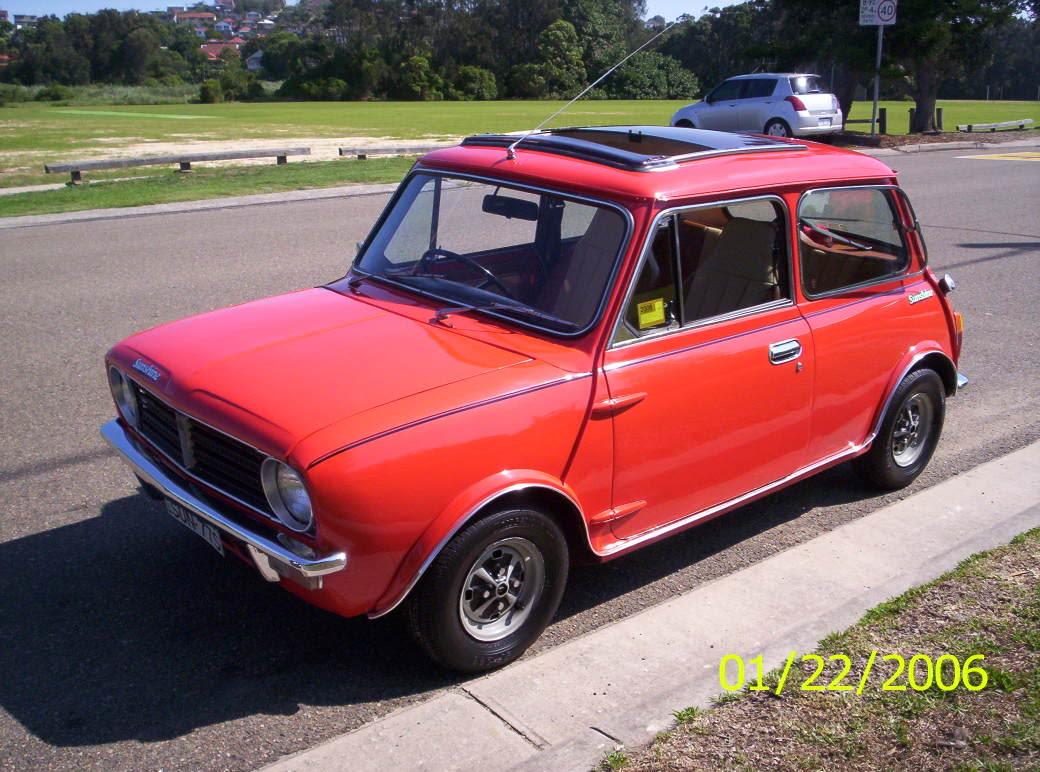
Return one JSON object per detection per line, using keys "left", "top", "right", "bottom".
{"left": 100, "top": 420, "right": 347, "bottom": 583}
{"left": 957, "top": 372, "right": 969, "bottom": 390}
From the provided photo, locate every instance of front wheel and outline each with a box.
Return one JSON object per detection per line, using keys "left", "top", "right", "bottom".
{"left": 854, "top": 369, "right": 945, "bottom": 490}
{"left": 764, "top": 119, "right": 792, "bottom": 137}
{"left": 406, "top": 507, "right": 569, "bottom": 673}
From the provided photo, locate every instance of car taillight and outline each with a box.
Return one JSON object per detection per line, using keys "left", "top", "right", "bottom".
{"left": 831, "top": 95, "right": 840, "bottom": 112}
{"left": 785, "top": 95, "right": 807, "bottom": 111}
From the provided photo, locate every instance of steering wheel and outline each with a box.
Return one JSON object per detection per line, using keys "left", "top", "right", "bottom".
{"left": 418, "top": 248, "right": 515, "bottom": 300}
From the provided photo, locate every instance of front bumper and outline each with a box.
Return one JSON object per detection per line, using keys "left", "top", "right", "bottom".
{"left": 100, "top": 419, "right": 347, "bottom": 584}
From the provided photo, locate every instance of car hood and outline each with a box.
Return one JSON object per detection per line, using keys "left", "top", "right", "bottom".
{"left": 110, "top": 288, "right": 531, "bottom": 462}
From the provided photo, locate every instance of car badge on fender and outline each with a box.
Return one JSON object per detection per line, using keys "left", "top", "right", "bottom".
{"left": 132, "top": 358, "right": 162, "bottom": 381}
{"left": 908, "top": 289, "right": 934, "bottom": 305}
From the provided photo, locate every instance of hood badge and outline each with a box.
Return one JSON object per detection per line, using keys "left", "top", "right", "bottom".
{"left": 132, "top": 358, "right": 162, "bottom": 382}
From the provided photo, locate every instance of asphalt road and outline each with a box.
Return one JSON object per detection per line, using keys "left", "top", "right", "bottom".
{"left": 0, "top": 147, "right": 1037, "bottom": 771}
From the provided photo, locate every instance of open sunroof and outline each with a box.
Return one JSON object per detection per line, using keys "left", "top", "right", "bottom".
{"left": 461, "top": 125, "right": 808, "bottom": 171}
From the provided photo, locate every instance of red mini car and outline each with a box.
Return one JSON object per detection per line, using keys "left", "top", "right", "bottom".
{"left": 102, "top": 127, "right": 966, "bottom": 672}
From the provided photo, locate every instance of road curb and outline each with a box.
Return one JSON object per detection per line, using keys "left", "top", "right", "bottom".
{"left": 263, "top": 441, "right": 1040, "bottom": 772}
{"left": 854, "top": 136, "right": 1040, "bottom": 156}
{"left": 0, "top": 182, "right": 400, "bottom": 230}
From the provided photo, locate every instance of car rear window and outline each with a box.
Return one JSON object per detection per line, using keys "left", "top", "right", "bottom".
{"left": 789, "top": 76, "right": 824, "bottom": 94}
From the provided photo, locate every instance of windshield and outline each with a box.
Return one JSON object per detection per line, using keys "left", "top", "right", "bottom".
{"left": 355, "top": 173, "right": 628, "bottom": 334}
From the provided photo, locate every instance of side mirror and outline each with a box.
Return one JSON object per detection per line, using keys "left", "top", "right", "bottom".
{"left": 482, "top": 194, "right": 539, "bottom": 221}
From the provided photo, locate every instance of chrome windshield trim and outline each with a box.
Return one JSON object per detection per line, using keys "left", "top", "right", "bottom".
{"left": 346, "top": 168, "right": 635, "bottom": 340}
{"left": 101, "top": 420, "right": 346, "bottom": 579}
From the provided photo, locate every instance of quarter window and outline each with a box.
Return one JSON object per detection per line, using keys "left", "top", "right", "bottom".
{"left": 744, "top": 79, "right": 777, "bottom": 99}
{"left": 615, "top": 199, "right": 789, "bottom": 343}
{"left": 798, "top": 187, "right": 909, "bottom": 296}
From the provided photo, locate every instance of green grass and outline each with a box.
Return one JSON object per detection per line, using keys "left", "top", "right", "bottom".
{"left": 845, "top": 99, "right": 1039, "bottom": 135}
{"left": 0, "top": 156, "right": 414, "bottom": 218}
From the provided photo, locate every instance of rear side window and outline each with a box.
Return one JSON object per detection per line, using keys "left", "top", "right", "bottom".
{"left": 744, "top": 79, "right": 777, "bottom": 99}
{"left": 798, "top": 187, "right": 910, "bottom": 296}
{"left": 789, "top": 76, "right": 823, "bottom": 95}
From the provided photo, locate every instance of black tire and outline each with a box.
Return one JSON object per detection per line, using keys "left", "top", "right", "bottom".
{"left": 764, "top": 118, "right": 792, "bottom": 137}
{"left": 406, "top": 507, "right": 569, "bottom": 673}
{"left": 675, "top": 119, "right": 695, "bottom": 129}
{"left": 854, "top": 369, "right": 945, "bottom": 491}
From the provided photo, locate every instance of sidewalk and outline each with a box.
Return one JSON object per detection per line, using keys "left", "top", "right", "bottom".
{"left": 265, "top": 441, "right": 1040, "bottom": 772}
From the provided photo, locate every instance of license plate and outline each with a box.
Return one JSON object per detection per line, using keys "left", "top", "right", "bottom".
{"left": 819, "top": 118, "right": 832, "bottom": 126}
{"left": 164, "top": 498, "right": 225, "bottom": 556}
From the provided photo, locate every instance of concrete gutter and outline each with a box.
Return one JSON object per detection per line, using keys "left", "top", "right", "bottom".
{"left": 264, "top": 441, "right": 1040, "bottom": 772}
{"left": 0, "top": 182, "right": 400, "bottom": 230}
{"left": 854, "top": 136, "right": 1040, "bottom": 157}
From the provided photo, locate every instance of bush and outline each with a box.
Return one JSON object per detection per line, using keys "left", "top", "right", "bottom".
{"left": 606, "top": 52, "right": 699, "bottom": 100}
{"left": 453, "top": 65, "right": 497, "bottom": 100}
{"left": 0, "top": 83, "right": 32, "bottom": 105}
{"left": 199, "top": 79, "right": 224, "bottom": 103}
{"left": 34, "top": 84, "right": 76, "bottom": 102}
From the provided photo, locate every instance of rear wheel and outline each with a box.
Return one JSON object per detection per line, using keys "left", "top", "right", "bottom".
{"left": 675, "top": 119, "right": 695, "bottom": 129}
{"left": 854, "top": 369, "right": 945, "bottom": 490}
{"left": 764, "top": 119, "right": 792, "bottom": 137}
{"left": 406, "top": 507, "right": 569, "bottom": 673}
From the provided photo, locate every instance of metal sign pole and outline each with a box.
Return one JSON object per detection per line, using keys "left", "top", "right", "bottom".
{"left": 871, "top": 24, "right": 883, "bottom": 136}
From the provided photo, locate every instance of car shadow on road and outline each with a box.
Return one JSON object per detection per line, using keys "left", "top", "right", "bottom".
{"left": 0, "top": 464, "right": 879, "bottom": 749}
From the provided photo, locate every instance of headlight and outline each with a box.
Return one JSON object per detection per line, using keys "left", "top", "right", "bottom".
{"left": 108, "top": 366, "right": 139, "bottom": 427}
{"left": 261, "top": 458, "right": 313, "bottom": 532}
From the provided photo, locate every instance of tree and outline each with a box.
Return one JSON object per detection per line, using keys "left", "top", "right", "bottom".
{"left": 537, "top": 19, "right": 586, "bottom": 97}
{"left": 453, "top": 65, "right": 497, "bottom": 100}
{"left": 259, "top": 31, "right": 302, "bottom": 80}
{"left": 607, "top": 51, "right": 699, "bottom": 99}
{"left": 120, "top": 27, "right": 158, "bottom": 85}
{"left": 886, "top": 0, "right": 1024, "bottom": 131}
{"left": 395, "top": 54, "right": 444, "bottom": 100}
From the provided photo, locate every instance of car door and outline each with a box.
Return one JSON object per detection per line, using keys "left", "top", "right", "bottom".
{"left": 796, "top": 185, "right": 921, "bottom": 461}
{"left": 736, "top": 78, "right": 778, "bottom": 133}
{"left": 697, "top": 79, "right": 746, "bottom": 131}
{"left": 601, "top": 196, "right": 813, "bottom": 542}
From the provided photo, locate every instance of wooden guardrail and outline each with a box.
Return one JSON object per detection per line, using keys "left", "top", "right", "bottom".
{"left": 845, "top": 107, "right": 888, "bottom": 135}
{"left": 339, "top": 145, "right": 449, "bottom": 160}
{"left": 956, "top": 118, "right": 1034, "bottom": 133}
{"left": 45, "top": 147, "right": 311, "bottom": 184}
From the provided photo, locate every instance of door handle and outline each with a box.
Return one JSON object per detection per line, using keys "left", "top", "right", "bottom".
{"left": 591, "top": 392, "right": 646, "bottom": 418}
{"left": 768, "top": 339, "right": 802, "bottom": 365}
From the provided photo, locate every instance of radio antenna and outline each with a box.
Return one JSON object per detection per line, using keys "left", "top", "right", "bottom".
{"left": 507, "top": 20, "right": 680, "bottom": 160}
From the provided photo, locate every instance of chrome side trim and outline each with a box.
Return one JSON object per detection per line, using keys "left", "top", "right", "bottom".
{"left": 594, "top": 441, "right": 868, "bottom": 557}
{"left": 367, "top": 482, "right": 584, "bottom": 619}
{"left": 101, "top": 420, "right": 347, "bottom": 580}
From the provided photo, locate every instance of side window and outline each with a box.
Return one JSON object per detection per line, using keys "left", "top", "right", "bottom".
{"left": 744, "top": 79, "right": 777, "bottom": 99}
{"left": 614, "top": 199, "right": 789, "bottom": 343}
{"left": 615, "top": 221, "right": 679, "bottom": 343}
{"left": 798, "top": 187, "right": 909, "bottom": 296}
{"left": 709, "top": 79, "right": 744, "bottom": 102}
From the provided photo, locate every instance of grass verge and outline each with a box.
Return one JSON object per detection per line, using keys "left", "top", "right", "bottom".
{"left": 615, "top": 528, "right": 1040, "bottom": 771}
{"left": 0, "top": 156, "right": 413, "bottom": 218}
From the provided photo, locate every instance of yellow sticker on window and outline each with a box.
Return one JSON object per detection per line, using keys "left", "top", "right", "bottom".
{"left": 637, "top": 298, "right": 665, "bottom": 329}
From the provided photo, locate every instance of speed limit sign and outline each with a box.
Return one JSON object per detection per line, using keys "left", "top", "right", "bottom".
{"left": 860, "top": 0, "right": 897, "bottom": 25}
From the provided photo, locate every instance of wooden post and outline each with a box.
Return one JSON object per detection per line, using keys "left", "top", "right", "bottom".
{"left": 935, "top": 107, "right": 944, "bottom": 131}
{"left": 357, "top": 153, "right": 367, "bottom": 160}
{"left": 178, "top": 161, "right": 192, "bottom": 173}
{"left": 878, "top": 107, "right": 887, "bottom": 135}
{"left": 277, "top": 155, "right": 287, "bottom": 165}
{"left": 69, "top": 169, "right": 82, "bottom": 185}
{"left": 908, "top": 108, "right": 915, "bottom": 133}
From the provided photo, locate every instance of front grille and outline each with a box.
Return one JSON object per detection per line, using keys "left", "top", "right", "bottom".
{"left": 129, "top": 381, "right": 272, "bottom": 516}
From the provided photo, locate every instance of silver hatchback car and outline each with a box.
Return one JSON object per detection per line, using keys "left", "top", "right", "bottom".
{"left": 670, "top": 73, "right": 843, "bottom": 138}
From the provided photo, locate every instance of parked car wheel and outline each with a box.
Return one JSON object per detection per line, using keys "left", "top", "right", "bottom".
{"left": 406, "top": 507, "right": 569, "bottom": 672}
{"left": 855, "top": 369, "right": 945, "bottom": 490}
{"left": 764, "top": 118, "right": 792, "bottom": 137}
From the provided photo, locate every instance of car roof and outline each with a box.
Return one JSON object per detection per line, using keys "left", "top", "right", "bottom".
{"left": 727, "top": 73, "right": 819, "bottom": 80}
{"left": 417, "top": 125, "right": 896, "bottom": 204}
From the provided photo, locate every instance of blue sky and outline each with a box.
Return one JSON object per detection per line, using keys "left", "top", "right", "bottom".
{"left": 7, "top": 0, "right": 721, "bottom": 21}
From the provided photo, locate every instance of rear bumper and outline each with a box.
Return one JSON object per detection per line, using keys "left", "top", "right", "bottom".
{"left": 100, "top": 419, "right": 347, "bottom": 583}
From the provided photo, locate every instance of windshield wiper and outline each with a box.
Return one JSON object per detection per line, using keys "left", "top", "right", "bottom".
{"left": 433, "top": 301, "right": 578, "bottom": 330}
